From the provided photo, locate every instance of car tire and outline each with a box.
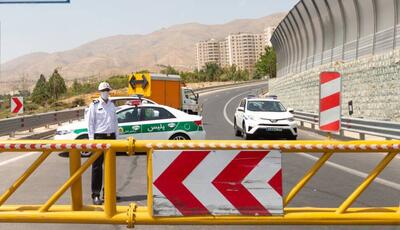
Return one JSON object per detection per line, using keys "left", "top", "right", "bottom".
{"left": 169, "top": 133, "right": 191, "bottom": 140}
{"left": 76, "top": 135, "right": 92, "bottom": 157}
{"left": 234, "top": 118, "right": 241, "bottom": 137}
{"left": 242, "top": 122, "right": 254, "bottom": 140}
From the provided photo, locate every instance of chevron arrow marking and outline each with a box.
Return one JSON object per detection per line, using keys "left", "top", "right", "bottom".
{"left": 152, "top": 150, "right": 282, "bottom": 216}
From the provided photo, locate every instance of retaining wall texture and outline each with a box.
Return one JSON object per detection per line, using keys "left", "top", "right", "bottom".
{"left": 269, "top": 50, "right": 400, "bottom": 122}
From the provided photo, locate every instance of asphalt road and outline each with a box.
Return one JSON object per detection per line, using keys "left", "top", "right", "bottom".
{"left": 0, "top": 82, "right": 399, "bottom": 230}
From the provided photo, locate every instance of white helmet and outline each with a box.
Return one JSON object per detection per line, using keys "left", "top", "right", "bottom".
{"left": 98, "top": 82, "right": 112, "bottom": 91}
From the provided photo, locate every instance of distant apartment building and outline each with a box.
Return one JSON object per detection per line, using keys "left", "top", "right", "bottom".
{"left": 226, "top": 33, "right": 265, "bottom": 70}
{"left": 264, "top": 27, "right": 275, "bottom": 47}
{"left": 195, "top": 39, "right": 220, "bottom": 71}
{"left": 195, "top": 26, "right": 275, "bottom": 71}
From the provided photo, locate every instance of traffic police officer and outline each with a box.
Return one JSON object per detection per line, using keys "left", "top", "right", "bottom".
{"left": 87, "top": 82, "right": 119, "bottom": 205}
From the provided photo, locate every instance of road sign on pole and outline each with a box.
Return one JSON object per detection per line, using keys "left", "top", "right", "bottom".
{"left": 11, "top": 97, "right": 23, "bottom": 114}
{"left": 152, "top": 150, "right": 282, "bottom": 216}
{"left": 128, "top": 73, "right": 152, "bottom": 96}
{"left": 319, "top": 72, "right": 341, "bottom": 132}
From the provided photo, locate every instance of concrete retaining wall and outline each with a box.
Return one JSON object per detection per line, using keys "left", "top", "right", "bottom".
{"left": 269, "top": 50, "right": 400, "bottom": 122}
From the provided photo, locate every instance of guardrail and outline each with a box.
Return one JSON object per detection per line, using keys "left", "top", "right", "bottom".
{"left": 0, "top": 80, "right": 266, "bottom": 137}
{"left": 294, "top": 111, "right": 400, "bottom": 140}
{"left": 0, "top": 108, "right": 85, "bottom": 137}
{"left": 0, "top": 139, "right": 399, "bottom": 226}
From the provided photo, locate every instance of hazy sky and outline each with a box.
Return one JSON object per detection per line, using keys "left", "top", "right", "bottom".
{"left": 0, "top": 0, "right": 297, "bottom": 63}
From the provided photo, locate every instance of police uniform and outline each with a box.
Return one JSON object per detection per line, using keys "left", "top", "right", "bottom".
{"left": 87, "top": 96, "right": 119, "bottom": 201}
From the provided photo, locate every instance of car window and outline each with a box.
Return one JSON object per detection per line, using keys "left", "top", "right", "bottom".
{"left": 247, "top": 101, "right": 286, "bottom": 112}
{"left": 140, "top": 107, "right": 176, "bottom": 121}
{"left": 117, "top": 108, "right": 140, "bottom": 123}
{"left": 239, "top": 99, "right": 245, "bottom": 108}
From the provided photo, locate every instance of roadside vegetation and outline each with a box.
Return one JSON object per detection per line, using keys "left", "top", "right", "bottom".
{"left": 161, "top": 46, "right": 277, "bottom": 82}
{"left": 0, "top": 47, "right": 276, "bottom": 119}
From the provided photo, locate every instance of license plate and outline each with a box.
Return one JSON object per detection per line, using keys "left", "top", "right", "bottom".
{"left": 265, "top": 127, "right": 282, "bottom": 132}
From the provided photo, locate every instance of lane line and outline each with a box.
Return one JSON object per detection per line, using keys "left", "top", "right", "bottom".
{"left": 199, "top": 82, "right": 268, "bottom": 97}
{"left": 223, "top": 91, "right": 252, "bottom": 126}
{"left": 221, "top": 93, "right": 400, "bottom": 191}
{"left": 0, "top": 152, "right": 39, "bottom": 167}
{"left": 298, "top": 153, "right": 400, "bottom": 191}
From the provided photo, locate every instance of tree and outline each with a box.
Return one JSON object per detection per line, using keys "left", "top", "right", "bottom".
{"left": 159, "top": 65, "right": 179, "bottom": 75}
{"left": 48, "top": 69, "right": 67, "bottom": 99}
{"left": 31, "top": 74, "right": 49, "bottom": 105}
{"left": 254, "top": 46, "right": 277, "bottom": 79}
{"left": 71, "top": 79, "right": 82, "bottom": 94}
{"left": 201, "top": 62, "right": 223, "bottom": 81}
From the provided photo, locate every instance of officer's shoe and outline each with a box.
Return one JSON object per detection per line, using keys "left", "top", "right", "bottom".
{"left": 92, "top": 196, "right": 103, "bottom": 205}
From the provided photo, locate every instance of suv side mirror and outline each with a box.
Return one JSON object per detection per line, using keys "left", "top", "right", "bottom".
{"left": 288, "top": 108, "right": 294, "bottom": 113}
{"left": 237, "top": 107, "right": 244, "bottom": 112}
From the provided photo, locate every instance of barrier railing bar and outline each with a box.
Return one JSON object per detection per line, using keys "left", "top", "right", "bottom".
{"left": 69, "top": 149, "right": 83, "bottom": 211}
{"left": 147, "top": 149, "right": 153, "bottom": 217}
{"left": 284, "top": 151, "right": 333, "bottom": 206}
{"left": 39, "top": 151, "right": 102, "bottom": 212}
{"left": 0, "top": 150, "right": 52, "bottom": 206}
{"left": 336, "top": 151, "right": 399, "bottom": 214}
{"left": 104, "top": 149, "right": 117, "bottom": 217}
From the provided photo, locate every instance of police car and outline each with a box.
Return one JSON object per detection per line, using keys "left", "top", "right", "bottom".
{"left": 55, "top": 103, "right": 206, "bottom": 155}
{"left": 233, "top": 96, "right": 297, "bottom": 140}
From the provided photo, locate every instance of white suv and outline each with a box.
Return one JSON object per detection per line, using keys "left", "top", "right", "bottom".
{"left": 233, "top": 97, "right": 298, "bottom": 140}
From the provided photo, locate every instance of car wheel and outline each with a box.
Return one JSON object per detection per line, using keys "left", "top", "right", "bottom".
{"left": 76, "top": 135, "right": 92, "bottom": 157}
{"left": 234, "top": 118, "right": 241, "bottom": 137}
{"left": 242, "top": 122, "right": 253, "bottom": 140}
{"left": 169, "top": 133, "right": 191, "bottom": 140}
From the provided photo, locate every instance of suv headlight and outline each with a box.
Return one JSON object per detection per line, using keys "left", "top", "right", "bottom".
{"left": 56, "top": 130, "right": 72, "bottom": 135}
{"left": 287, "top": 117, "right": 295, "bottom": 122}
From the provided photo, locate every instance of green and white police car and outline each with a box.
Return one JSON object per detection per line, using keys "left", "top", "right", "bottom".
{"left": 54, "top": 103, "right": 206, "bottom": 147}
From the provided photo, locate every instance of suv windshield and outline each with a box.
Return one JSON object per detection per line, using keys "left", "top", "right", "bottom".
{"left": 247, "top": 101, "right": 286, "bottom": 112}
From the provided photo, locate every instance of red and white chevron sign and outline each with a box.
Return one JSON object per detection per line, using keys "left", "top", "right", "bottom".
{"left": 319, "top": 72, "right": 341, "bottom": 132}
{"left": 11, "top": 97, "right": 23, "bottom": 114}
{"left": 152, "top": 150, "right": 282, "bottom": 216}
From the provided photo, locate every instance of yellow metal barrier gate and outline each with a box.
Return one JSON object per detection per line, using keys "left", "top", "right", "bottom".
{"left": 0, "top": 139, "right": 399, "bottom": 226}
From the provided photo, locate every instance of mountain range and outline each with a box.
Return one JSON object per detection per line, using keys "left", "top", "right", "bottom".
{"left": 0, "top": 12, "right": 285, "bottom": 89}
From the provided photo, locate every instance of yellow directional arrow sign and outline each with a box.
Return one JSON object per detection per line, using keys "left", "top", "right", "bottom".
{"left": 128, "top": 73, "right": 152, "bottom": 96}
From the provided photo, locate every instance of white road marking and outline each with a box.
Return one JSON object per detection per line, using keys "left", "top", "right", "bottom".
{"left": 0, "top": 152, "right": 39, "bottom": 167}
{"left": 298, "top": 153, "right": 400, "bottom": 191}
{"left": 220, "top": 92, "right": 400, "bottom": 191}
{"left": 199, "top": 82, "right": 267, "bottom": 97}
{"left": 223, "top": 91, "right": 251, "bottom": 126}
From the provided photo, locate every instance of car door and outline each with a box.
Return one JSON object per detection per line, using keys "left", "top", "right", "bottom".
{"left": 116, "top": 107, "right": 141, "bottom": 140}
{"left": 138, "top": 106, "right": 177, "bottom": 140}
{"left": 235, "top": 99, "right": 246, "bottom": 129}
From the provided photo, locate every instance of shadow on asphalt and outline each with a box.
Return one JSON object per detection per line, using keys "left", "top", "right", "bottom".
{"left": 117, "top": 195, "right": 147, "bottom": 203}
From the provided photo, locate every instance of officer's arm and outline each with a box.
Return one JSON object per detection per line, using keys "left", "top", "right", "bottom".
{"left": 88, "top": 103, "right": 96, "bottom": 140}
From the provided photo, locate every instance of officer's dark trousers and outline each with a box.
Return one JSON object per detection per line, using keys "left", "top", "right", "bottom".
{"left": 91, "top": 133, "right": 116, "bottom": 198}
